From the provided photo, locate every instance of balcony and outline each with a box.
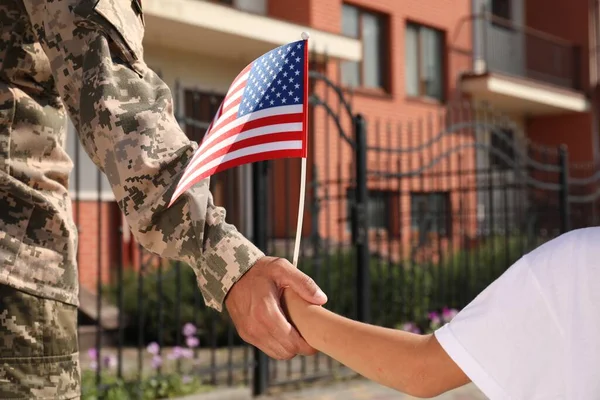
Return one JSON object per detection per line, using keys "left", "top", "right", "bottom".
{"left": 461, "top": 12, "right": 590, "bottom": 115}
{"left": 140, "top": 0, "right": 361, "bottom": 64}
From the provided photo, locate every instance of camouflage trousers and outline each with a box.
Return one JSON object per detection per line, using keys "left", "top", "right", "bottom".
{"left": 0, "top": 284, "right": 80, "bottom": 399}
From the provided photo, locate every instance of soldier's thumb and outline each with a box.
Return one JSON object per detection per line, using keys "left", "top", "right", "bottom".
{"left": 279, "top": 267, "right": 328, "bottom": 305}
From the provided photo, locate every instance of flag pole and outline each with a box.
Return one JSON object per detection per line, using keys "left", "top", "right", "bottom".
{"left": 292, "top": 157, "right": 307, "bottom": 267}
{"left": 292, "top": 31, "right": 310, "bottom": 268}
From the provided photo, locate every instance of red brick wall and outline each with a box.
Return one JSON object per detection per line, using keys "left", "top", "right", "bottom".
{"left": 527, "top": 113, "right": 594, "bottom": 165}
{"left": 270, "top": 0, "right": 478, "bottom": 253}
{"left": 73, "top": 201, "right": 122, "bottom": 294}
{"left": 525, "top": 0, "right": 590, "bottom": 91}
{"left": 268, "top": 0, "right": 311, "bottom": 25}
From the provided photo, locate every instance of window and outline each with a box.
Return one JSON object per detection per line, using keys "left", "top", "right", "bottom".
{"left": 490, "top": 128, "right": 516, "bottom": 170}
{"left": 405, "top": 23, "right": 444, "bottom": 101}
{"left": 491, "top": 0, "right": 511, "bottom": 20}
{"left": 346, "top": 188, "right": 396, "bottom": 232}
{"left": 410, "top": 193, "right": 450, "bottom": 236}
{"left": 340, "top": 4, "right": 388, "bottom": 90}
{"left": 183, "top": 89, "right": 225, "bottom": 142}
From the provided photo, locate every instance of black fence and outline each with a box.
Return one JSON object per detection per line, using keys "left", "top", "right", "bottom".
{"left": 76, "top": 76, "right": 600, "bottom": 399}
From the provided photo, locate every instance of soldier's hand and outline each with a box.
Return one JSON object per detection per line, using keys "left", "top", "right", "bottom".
{"left": 225, "top": 256, "right": 328, "bottom": 360}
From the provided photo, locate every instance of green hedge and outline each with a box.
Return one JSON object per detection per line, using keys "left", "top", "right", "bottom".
{"left": 104, "top": 234, "right": 541, "bottom": 346}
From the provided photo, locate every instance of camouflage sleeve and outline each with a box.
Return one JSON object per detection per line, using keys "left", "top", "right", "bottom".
{"left": 23, "top": 0, "right": 264, "bottom": 311}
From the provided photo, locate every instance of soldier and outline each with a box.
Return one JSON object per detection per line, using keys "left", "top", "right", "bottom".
{"left": 0, "top": 0, "right": 328, "bottom": 398}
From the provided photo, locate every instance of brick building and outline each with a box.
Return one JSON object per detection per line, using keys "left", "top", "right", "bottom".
{"left": 68, "top": 0, "right": 599, "bottom": 305}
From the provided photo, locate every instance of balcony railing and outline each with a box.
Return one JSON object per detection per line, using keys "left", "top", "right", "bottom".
{"left": 475, "top": 12, "right": 582, "bottom": 91}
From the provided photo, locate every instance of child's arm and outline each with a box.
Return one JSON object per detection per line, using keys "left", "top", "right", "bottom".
{"left": 282, "top": 289, "right": 470, "bottom": 398}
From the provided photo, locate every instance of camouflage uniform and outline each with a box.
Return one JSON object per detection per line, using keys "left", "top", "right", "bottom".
{"left": 0, "top": 0, "right": 265, "bottom": 397}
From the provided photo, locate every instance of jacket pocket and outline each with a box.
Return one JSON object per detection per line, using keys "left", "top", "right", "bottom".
{"left": 75, "top": 0, "right": 146, "bottom": 76}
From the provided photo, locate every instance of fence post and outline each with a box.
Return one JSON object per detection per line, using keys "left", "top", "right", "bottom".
{"left": 252, "top": 161, "right": 269, "bottom": 396}
{"left": 353, "top": 114, "right": 371, "bottom": 323}
{"left": 558, "top": 145, "right": 571, "bottom": 233}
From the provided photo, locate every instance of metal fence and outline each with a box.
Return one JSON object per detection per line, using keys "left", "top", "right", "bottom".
{"left": 76, "top": 73, "right": 600, "bottom": 398}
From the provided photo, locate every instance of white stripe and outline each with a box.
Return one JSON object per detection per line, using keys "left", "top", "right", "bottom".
{"left": 184, "top": 123, "right": 302, "bottom": 178}
{"left": 202, "top": 104, "right": 303, "bottom": 150}
{"left": 225, "top": 71, "right": 250, "bottom": 102}
{"left": 223, "top": 84, "right": 246, "bottom": 110}
{"left": 174, "top": 141, "right": 303, "bottom": 199}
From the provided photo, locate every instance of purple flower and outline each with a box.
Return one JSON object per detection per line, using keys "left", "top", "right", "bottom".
{"left": 87, "top": 348, "right": 97, "bottom": 360}
{"left": 401, "top": 322, "right": 421, "bottom": 334}
{"left": 428, "top": 312, "right": 441, "bottom": 325}
{"left": 103, "top": 355, "right": 117, "bottom": 369}
{"left": 151, "top": 355, "right": 163, "bottom": 369}
{"left": 89, "top": 360, "right": 98, "bottom": 371}
{"left": 182, "top": 375, "right": 192, "bottom": 384}
{"left": 181, "top": 348, "right": 194, "bottom": 359}
{"left": 146, "top": 342, "right": 160, "bottom": 355}
{"left": 186, "top": 336, "right": 199, "bottom": 348}
{"left": 168, "top": 346, "right": 183, "bottom": 360}
{"left": 442, "top": 307, "right": 459, "bottom": 322}
{"left": 182, "top": 323, "right": 197, "bottom": 337}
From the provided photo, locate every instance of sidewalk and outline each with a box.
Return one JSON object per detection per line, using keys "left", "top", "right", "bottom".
{"left": 264, "top": 380, "right": 487, "bottom": 400}
{"left": 185, "top": 379, "right": 487, "bottom": 400}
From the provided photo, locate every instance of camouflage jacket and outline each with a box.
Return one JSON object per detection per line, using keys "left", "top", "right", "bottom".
{"left": 0, "top": 0, "right": 264, "bottom": 310}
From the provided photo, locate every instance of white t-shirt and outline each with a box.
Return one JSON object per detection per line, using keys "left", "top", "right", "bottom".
{"left": 435, "top": 227, "right": 600, "bottom": 400}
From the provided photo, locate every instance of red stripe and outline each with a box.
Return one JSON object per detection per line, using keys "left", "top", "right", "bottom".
{"left": 194, "top": 113, "right": 303, "bottom": 161}
{"left": 228, "top": 64, "right": 253, "bottom": 93}
{"left": 175, "top": 148, "right": 304, "bottom": 198}
{"left": 192, "top": 131, "right": 303, "bottom": 168}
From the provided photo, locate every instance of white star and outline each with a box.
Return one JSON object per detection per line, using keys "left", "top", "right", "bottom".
{"left": 270, "top": 100, "right": 275, "bottom": 106}
{"left": 283, "top": 72, "right": 288, "bottom": 78}
{"left": 290, "top": 65, "right": 295, "bottom": 70}
{"left": 259, "top": 102, "right": 264, "bottom": 108}
{"left": 296, "top": 57, "right": 301, "bottom": 63}
{"left": 295, "top": 83, "right": 300, "bottom": 89}
{"left": 297, "top": 44, "right": 302, "bottom": 48}
{"left": 282, "top": 98, "right": 287, "bottom": 104}
{"left": 288, "top": 91, "right": 294, "bottom": 96}
{"left": 277, "top": 79, "right": 282, "bottom": 85}
{"left": 276, "top": 92, "right": 281, "bottom": 98}
{"left": 279, "top": 67, "right": 283, "bottom": 72}
{"left": 282, "top": 85, "right": 288, "bottom": 90}
{"left": 295, "top": 70, "right": 300, "bottom": 76}
{"left": 284, "top": 58, "right": 289, "bottom": 64}
{"left": 275, "top": 62, "right": 280, "bottom": 68}
{"left": 271, "top": 87, "right": 276, "bottom": 93}
{"left": 286, "top": 46, "right": 291, "bottom": 51}
{"left": 289, "top": 77, "right": 295, "bottom": 83}
{"left": 266, "top": 94, "right": 270, "bottom": 100}
{"left": 291, "top": 51, "right": 296, "bottom": 56}
{"left": 294, "top": 96, "right": 300, "bottom": 102}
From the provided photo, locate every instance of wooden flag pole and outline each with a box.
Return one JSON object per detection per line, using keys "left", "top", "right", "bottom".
{"left": 292, "top": 31, "right": 310, "bottom": 268}
{"left": 292, "top": 157, "right": 307, "bottom": 268}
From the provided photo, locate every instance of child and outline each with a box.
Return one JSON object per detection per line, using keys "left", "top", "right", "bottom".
{"left": 282, "top": 227, "right": 600, "bottom": 399}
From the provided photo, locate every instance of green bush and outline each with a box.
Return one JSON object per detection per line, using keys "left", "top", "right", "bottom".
{"left": 104, "top": 234, "right": 540, "bottom": 347}
{"left": 103, "top": 263, "right": 236, "bottom": 347}
{"left": 81, "top": 370, "right": 211, "bottom": 400}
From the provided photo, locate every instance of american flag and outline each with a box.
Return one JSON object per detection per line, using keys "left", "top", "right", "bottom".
{"left": 169, "top": 39, "right": 309, "bottom": 207}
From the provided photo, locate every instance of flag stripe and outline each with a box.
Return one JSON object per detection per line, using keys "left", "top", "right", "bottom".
{"left": 182, "top": 113, "right": 303, "bottom": 183}
{"left": 187, "top": 121, "right": 302, "bottom": 173}
{"left": 194, "top": 131, "right": 303, "bottom": 170}
{"left": 173, "top": 141, "right": 303, "bottom": 200}
{"left": 200, "top": 104, "right": 303, "bottom": 151}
